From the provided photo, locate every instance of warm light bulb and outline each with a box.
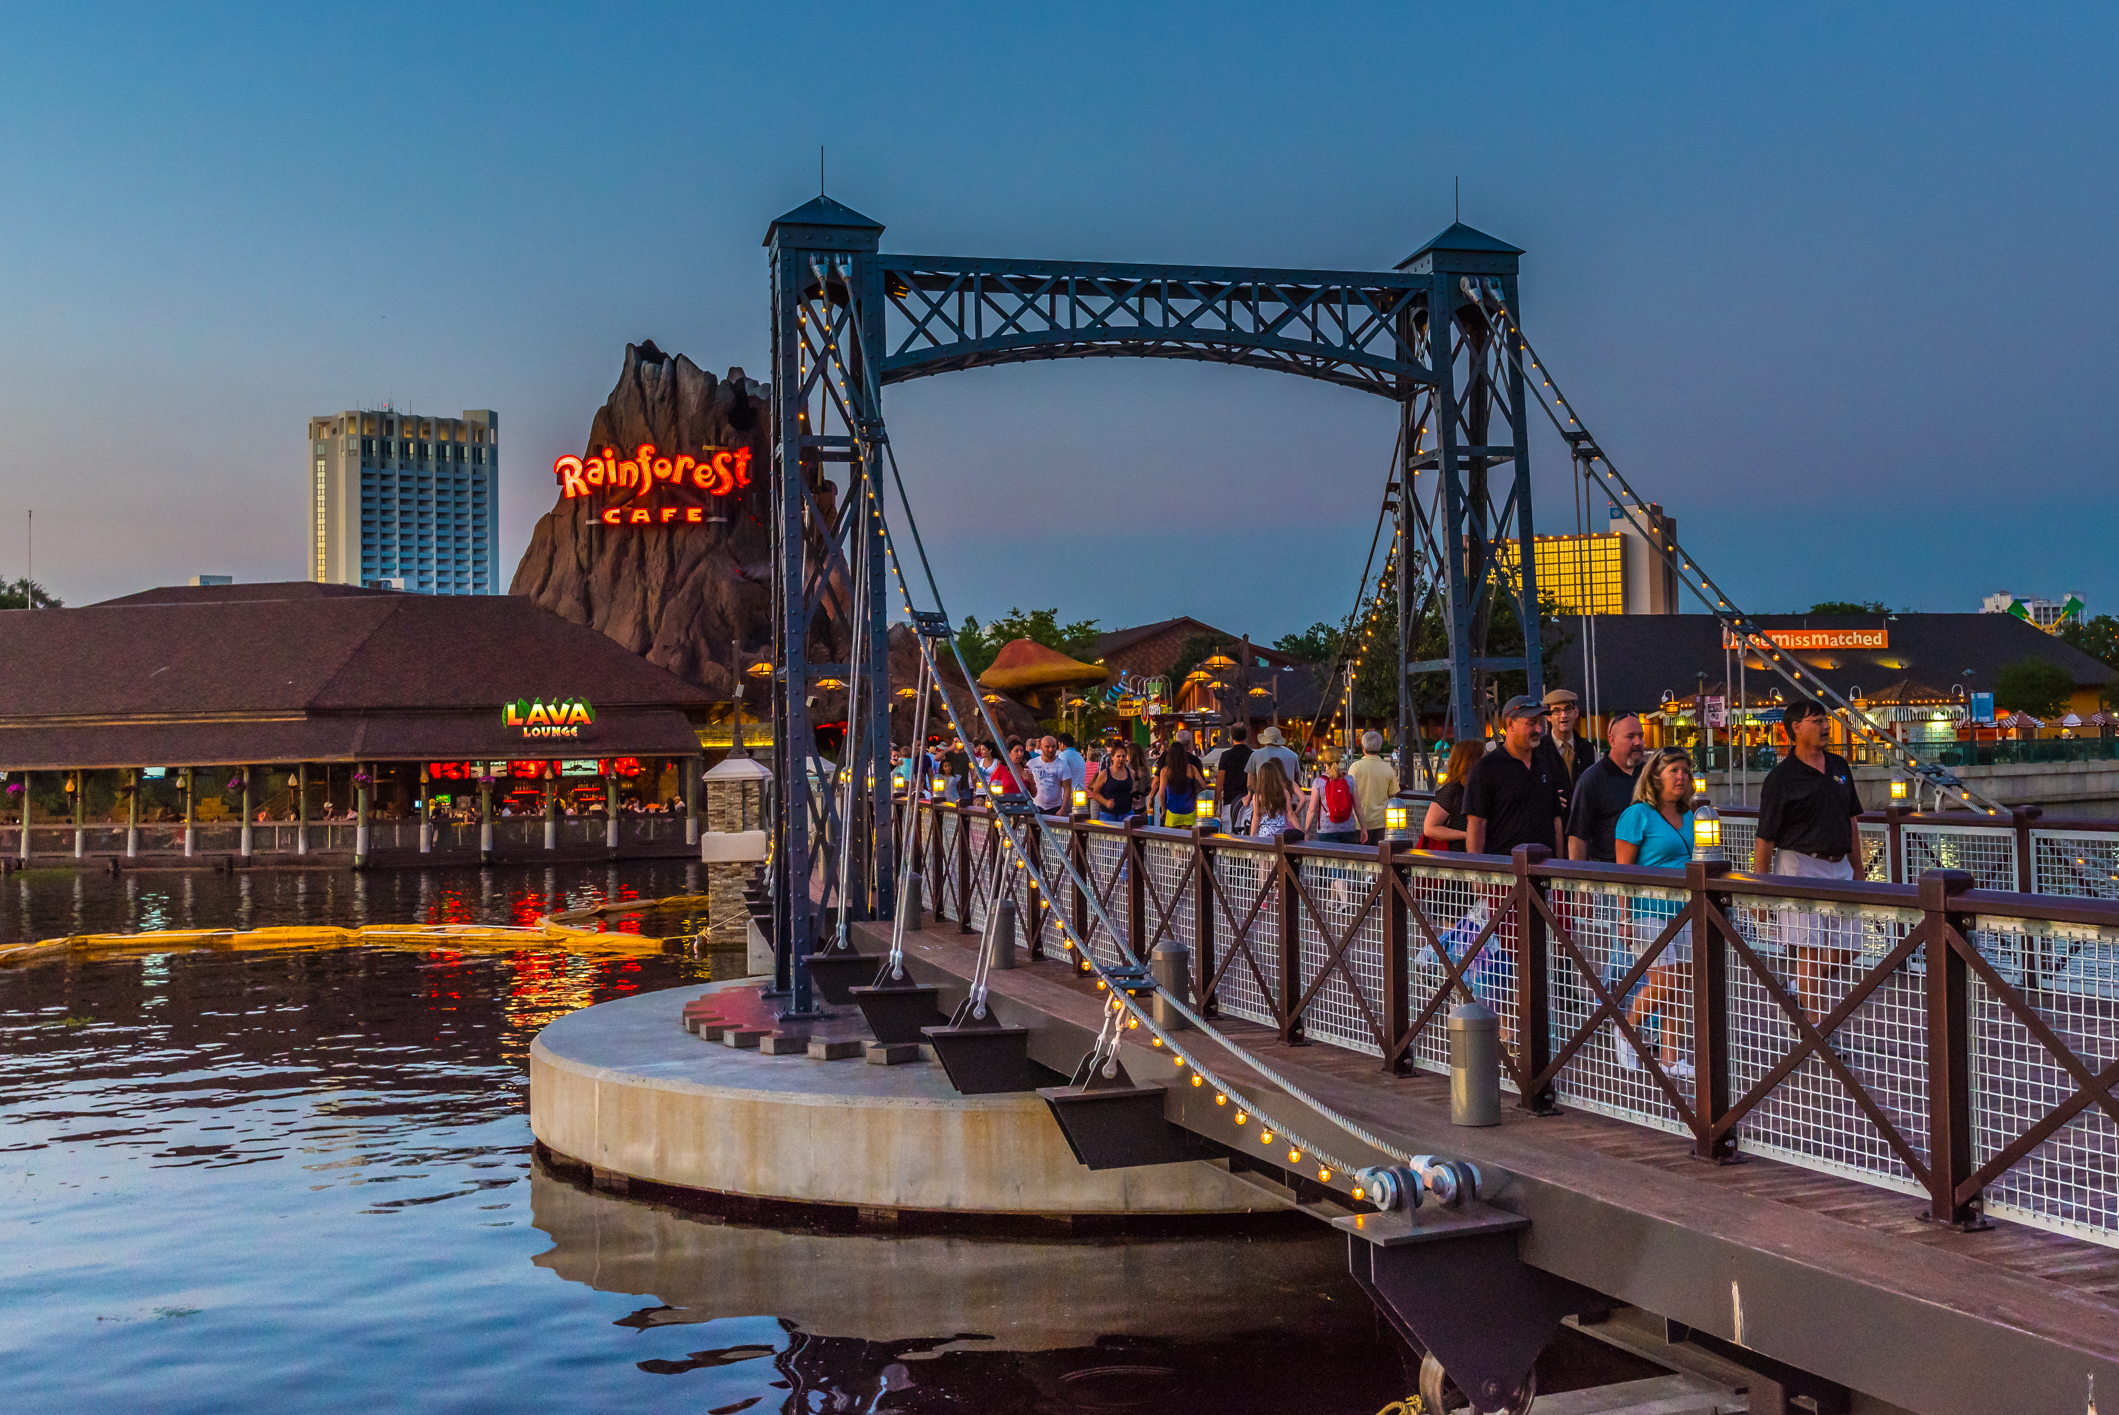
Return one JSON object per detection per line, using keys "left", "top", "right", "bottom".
{"left": 1261, "top": 1131, "right": 1274, "bottom": 1144}
{"left": 1215, "top": 1094, "right": 1227, "bottom": 1106}
{"left": 1235, "top": 1112, "right": 1247, "bottom": 1125}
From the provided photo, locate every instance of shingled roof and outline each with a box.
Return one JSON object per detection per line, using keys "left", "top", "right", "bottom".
{"left": 1546, "top": 612, "right": 2111, "bottom": 714}
{"left": 0, "top": 582, "right": 712, "bottom": 768}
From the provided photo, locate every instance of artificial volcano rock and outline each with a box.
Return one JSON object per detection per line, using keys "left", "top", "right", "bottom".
{"left": 510, "top": 341, "right": 773, "bottom": 698}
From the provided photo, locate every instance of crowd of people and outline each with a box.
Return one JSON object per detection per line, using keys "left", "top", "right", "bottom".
{"left": 898, "top": 686, "right": 1867, "bottom": 1053}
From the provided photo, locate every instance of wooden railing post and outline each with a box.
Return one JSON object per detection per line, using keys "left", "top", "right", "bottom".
{"left": 1512, "top": 845, "right": 1557, "bottom": 1113}
{"left": 1381, "top": 838, "right": 1409, "bottom": 1075}
{"left": 1070, "top": 819, "right": 1090, "bottom": 950}
{"left": 1192, "top": 826, "right": 1218, "bottom": 1016}
{"left": 955, "top": 802, "right": 973, "bottom": 935}
{"left": 1279, "top": 837, "right": 1304, "bottom": 1044}
{"left": 1688, "top": 859, "right": 1738, "bottom": 1161}
{"left": 1884, "top": 804, "right": 1906, "bottom": 885}
{"left": 1921, "top": 868, "right": 1985, "bottom": 1228}
{"left": 2011, "top": 806, "right": 2042, "bottom": 894}
{"left": 1025, "top": 824, "right": 1046, "bottom": 961}
{"left": 1126, "top": 818, "right": 1147, "bottom": 961}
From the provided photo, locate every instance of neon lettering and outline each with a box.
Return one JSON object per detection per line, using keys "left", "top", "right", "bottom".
{"left": 552, "top": 443, "right": 753, "bottom": 519}
{"left": 525, "top": 702, "right": 550, "bottom": 726}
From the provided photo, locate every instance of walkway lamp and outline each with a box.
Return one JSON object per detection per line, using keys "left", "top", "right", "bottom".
{"left": 1692, "top": 801, "right": 1724, "bottom": 861}
{"left": 1889, "top": 775, "right": 1910, "bottom": 803}
{"left": 1692, "top": 769, "right": 1709, "bottom": 800}
{"left": 1196, "top": 787, "right": 1217, "bottom": 828}
{"left": 1072, "top": 787, "right": 1088, "bottom": 814}
{"left": 1386, "top": 795, "right": 1420, "bottom": 843}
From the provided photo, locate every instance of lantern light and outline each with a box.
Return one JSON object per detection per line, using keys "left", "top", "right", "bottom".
{"left": 1692, "top": 802, "right": 1724, "bottom": 860}
{"left": 1073, "top": 787, "right": 1088, "bottom": 812}
{"left": 1889, "top": 777, "right": 1910, "bottom": 802}
{"left": 1196, "top": 788, "right": 1217, "bottom": 822}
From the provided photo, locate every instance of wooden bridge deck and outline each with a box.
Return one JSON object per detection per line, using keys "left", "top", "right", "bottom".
{"left": 855, "top": 916, "right": 2119, "bottom": 1415}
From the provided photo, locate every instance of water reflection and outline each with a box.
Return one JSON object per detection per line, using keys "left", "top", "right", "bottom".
{"left": 0, "top": 859, "right": 707, "bottom": 944}
{"left": 0, "top": 933, "right": 1652, "bottom": 1414}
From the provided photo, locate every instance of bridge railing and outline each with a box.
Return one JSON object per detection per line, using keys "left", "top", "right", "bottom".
{"left": 914, "top": 801, "right": 2119, "bottom": 1249}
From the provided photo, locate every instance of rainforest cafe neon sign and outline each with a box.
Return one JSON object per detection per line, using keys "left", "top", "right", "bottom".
{"left": 504, "top": 697, "right": 596, "bottom": 739}
{"left": 552, "top": 443, "right": 753, "bottom": 525}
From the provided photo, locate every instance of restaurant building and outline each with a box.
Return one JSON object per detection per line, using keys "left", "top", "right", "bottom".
{"left": 0, "top": 582, "right": 716, "bottom": 866}
{"left": 1545, "top": 610, "right": 2114, "bottom": 762}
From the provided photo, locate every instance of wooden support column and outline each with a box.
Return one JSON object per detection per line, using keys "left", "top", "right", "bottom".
{"left": 1921, "top": 868, "right": 1986, "bottom": 1228}
{"left": 1380, "top": 838, "right": 1409, "bottom": 1074}
{"left": 355, "top": 765, "right": 372, "bottom": 869}
{"left": 240, "top": 767, "right": 253, "bottom": 859}
{"left": 296, "top": 764, "right": 308, "bottom": 855}
{"left": 1884, "top": 804, "right": 1906, "bottom": 884}
{"left": 1512, "top": 845, "right": 1556, "bottom": 1112}
{"left": 15, "top": 770, "right": 29, "bottom": 862}
{"left": 2011, "top": 806, "right": 2041, "bottom": 894}
{"left": 1127, "top": 819, "right": 1147, "bottom": 965}
{"left": 1278, "top": 838, "right": 1304, "bottom": 1044}
{"left": 72, "top": 770, "right": 85, "bottom": 858}
{"left": 956, "top": 803, "right": 974, "bottom": 934}
{"left": 1689, "top": 858, "right": 1737, "bottom": 1161}
{"left": 126, "top": 768, "right": 139, "bottom": 858}
{"left": 1192, "top": 826, "right": 1217, "bottom": 1017}
{"left": 182, "top": 768, "right": 195, "bottom": 857}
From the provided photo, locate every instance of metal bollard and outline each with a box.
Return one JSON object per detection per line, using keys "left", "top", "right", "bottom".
{"left": 1449, "top": 999, "right": 1501, "bottom": 1126}
{"left": 992, "top": 897, "right": 1017, "bottom": 969}
{"left": 1150, "top": 940, "right": 1192, "bottom": 1030}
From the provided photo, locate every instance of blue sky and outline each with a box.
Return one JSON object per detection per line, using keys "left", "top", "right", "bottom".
{"left": 2, "top": 3, "right": 2113, "bottom": 641}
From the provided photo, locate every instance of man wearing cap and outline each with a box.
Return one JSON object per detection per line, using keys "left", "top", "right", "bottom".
{"left": 1464, "top": 696, "right": 1566, "bottom": 857}
{"left": 1534, "top": 688, "right": 1595, "bottom": 814}
{"left": 1247, "top": 725, "right": 1299, "bottom": 795}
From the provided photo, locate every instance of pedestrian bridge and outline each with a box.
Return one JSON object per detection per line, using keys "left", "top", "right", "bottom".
{"left": 810, "top": 800, "right": 2119, "bottom": 1415}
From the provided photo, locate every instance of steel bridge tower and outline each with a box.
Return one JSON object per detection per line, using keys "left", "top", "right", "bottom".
{"left": 762, "top": 196, "right": 1545, "bottom": 1008}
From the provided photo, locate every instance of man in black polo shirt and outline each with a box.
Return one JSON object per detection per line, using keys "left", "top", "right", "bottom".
{"left": 1566, "top": 712, "right": 1647, "bottom": 862}
{"left": 1216, "top": 724, "right": 1254, "bottom": 822}
{"left": 1465, "top": 696, "right": 1566, "bottom": 857}
{"left": 1752, "top": 698, "right": 1866, "bottom": 1019}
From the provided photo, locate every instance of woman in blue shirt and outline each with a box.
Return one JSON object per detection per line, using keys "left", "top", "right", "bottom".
{"left": 1614, "top": 747, "right": 1696, "bottom": 1078}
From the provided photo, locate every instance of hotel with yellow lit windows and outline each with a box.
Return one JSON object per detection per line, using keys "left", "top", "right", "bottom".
{"left": 309, "top": 409, "right": 499, "bottom": 594}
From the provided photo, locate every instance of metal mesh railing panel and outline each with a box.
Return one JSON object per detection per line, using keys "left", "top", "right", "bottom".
{"left": 1859, "top": 823, "right": 1889, "bottom": 882}
{"left": 2032, "top": 831, "right": 2119, "bottom": 902}
{"left": 1405, "top": 865, "right": 1519, "bottom": 1089}
{"left": 1904, "top": 823, "right": 2015, "bottom": 892}
{"left": 1079, "top": 830, "right": 1127, "bottom": 968}
{"left": 1206, "top": 846, "right": 1279, "bottom": 1028}
{"left": 1294, "top": 855, "right": 1386, "bottom": 1056}
{"left": 1545, "top": 878, "right": 1693, "bottom": 1135}
{"left": 1722, "top": 816, "right": 1758, "bottom": 875}
{"left": 1722, "top": 896, "right": 1928, "bottom": 1193}
{"left": 933, "top": 811, "right": 960, "bottom": 921}
{"left": 964, "top": 817, "right": 993, "bottom": 931}
{"left": 1967, "top": 916, "right": 2119, "bottom": 1245}
{"left": 1143, "top": 839, "right": 1196, "bottom": 959}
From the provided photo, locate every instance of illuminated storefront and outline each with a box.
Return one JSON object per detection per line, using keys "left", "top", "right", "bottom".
{"left": 0, "top": 582, "right": 717, "bottom": 864}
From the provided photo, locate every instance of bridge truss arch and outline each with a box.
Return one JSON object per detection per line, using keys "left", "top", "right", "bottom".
{"left": 762, "top": 195, "right": 1544, "bottom": 1012}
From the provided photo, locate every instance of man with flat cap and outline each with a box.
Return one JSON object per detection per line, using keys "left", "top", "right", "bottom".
{"left": 1465, "top": 695, "right": 1567, "bottom": 858}
{"left": 1534, "top": 687, "right": 1595, "bottom": 817}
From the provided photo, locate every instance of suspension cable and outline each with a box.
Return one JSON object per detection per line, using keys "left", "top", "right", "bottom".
{"left": 1485, "top": 295, "right": 2007, "bottom": 819}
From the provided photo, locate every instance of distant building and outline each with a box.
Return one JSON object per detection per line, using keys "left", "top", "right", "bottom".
{"left": 1493, "top": 497, "right": 1681, "bottom": 615}
{"left": 309, "top": 409, "right": 499, "bottom": 594}
{"left": 1981, "top": 592, "right": 2084, "bottom": 632}
{"left": 188, "top": 575, "right": 233, "bottom": 587}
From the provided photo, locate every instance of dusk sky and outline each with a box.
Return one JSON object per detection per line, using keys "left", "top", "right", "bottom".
{"left": 3, "top": 3, "right": 2113, "bottom": 641}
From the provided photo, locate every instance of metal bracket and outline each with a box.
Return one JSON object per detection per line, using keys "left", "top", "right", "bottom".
{"left": 1337, "top": 1207, "right": 1600, "bottom": 1415}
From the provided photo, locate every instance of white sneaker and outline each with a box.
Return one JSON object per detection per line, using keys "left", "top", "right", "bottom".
{"left": 1615, "top": 1042, "right": 1644, "bottom": 1072}
{"left": 1663, "top": 1057, "right": 1695, "bottom": 1080}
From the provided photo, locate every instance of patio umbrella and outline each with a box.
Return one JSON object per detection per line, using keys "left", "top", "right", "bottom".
{"left": 1995, "top": 710, "right": 2044, "bottom": 730}
{"left": 2061, "top": 712, "right": 2084, "bottom": 728}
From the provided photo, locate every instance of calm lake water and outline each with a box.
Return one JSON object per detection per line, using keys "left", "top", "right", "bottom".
{"left": 0, "top": 868, "right": 1653, "bottom": 1412}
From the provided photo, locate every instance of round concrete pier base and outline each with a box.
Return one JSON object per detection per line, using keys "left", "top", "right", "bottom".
{"left": 529, "top": 981, "right": 1286, "bottom": 1220}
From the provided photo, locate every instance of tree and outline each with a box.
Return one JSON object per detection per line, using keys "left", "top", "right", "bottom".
{"left": 954, "top": 607, "right": 1100, "bottom": 678}
{"left": 1273, "top": 623, "right": 1340, "bottom": 664}
{"left": 1804, "top": 599, "right": 1890, "bottom": 615}
{"left": 0, "top": 577, "right": 61, "bottom": 609}
{"left": 2056, "top": 614, "right": 2119, "bottom": 707}
{"left": 1993, "top": 657, "right": 2075, "bottom": 719}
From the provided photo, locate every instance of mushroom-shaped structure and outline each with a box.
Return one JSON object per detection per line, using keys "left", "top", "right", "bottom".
{"left": 978, "top": 639, "right": 1111, "bottom": 716}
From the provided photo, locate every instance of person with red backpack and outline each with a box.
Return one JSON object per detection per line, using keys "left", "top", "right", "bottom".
{"left": 1306, "top": 747, "right": 1365, "bottom": 845}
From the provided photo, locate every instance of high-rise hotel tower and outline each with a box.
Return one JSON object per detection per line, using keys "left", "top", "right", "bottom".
{"left": 309, "top": 409, "right": 499, "bottom": 593}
